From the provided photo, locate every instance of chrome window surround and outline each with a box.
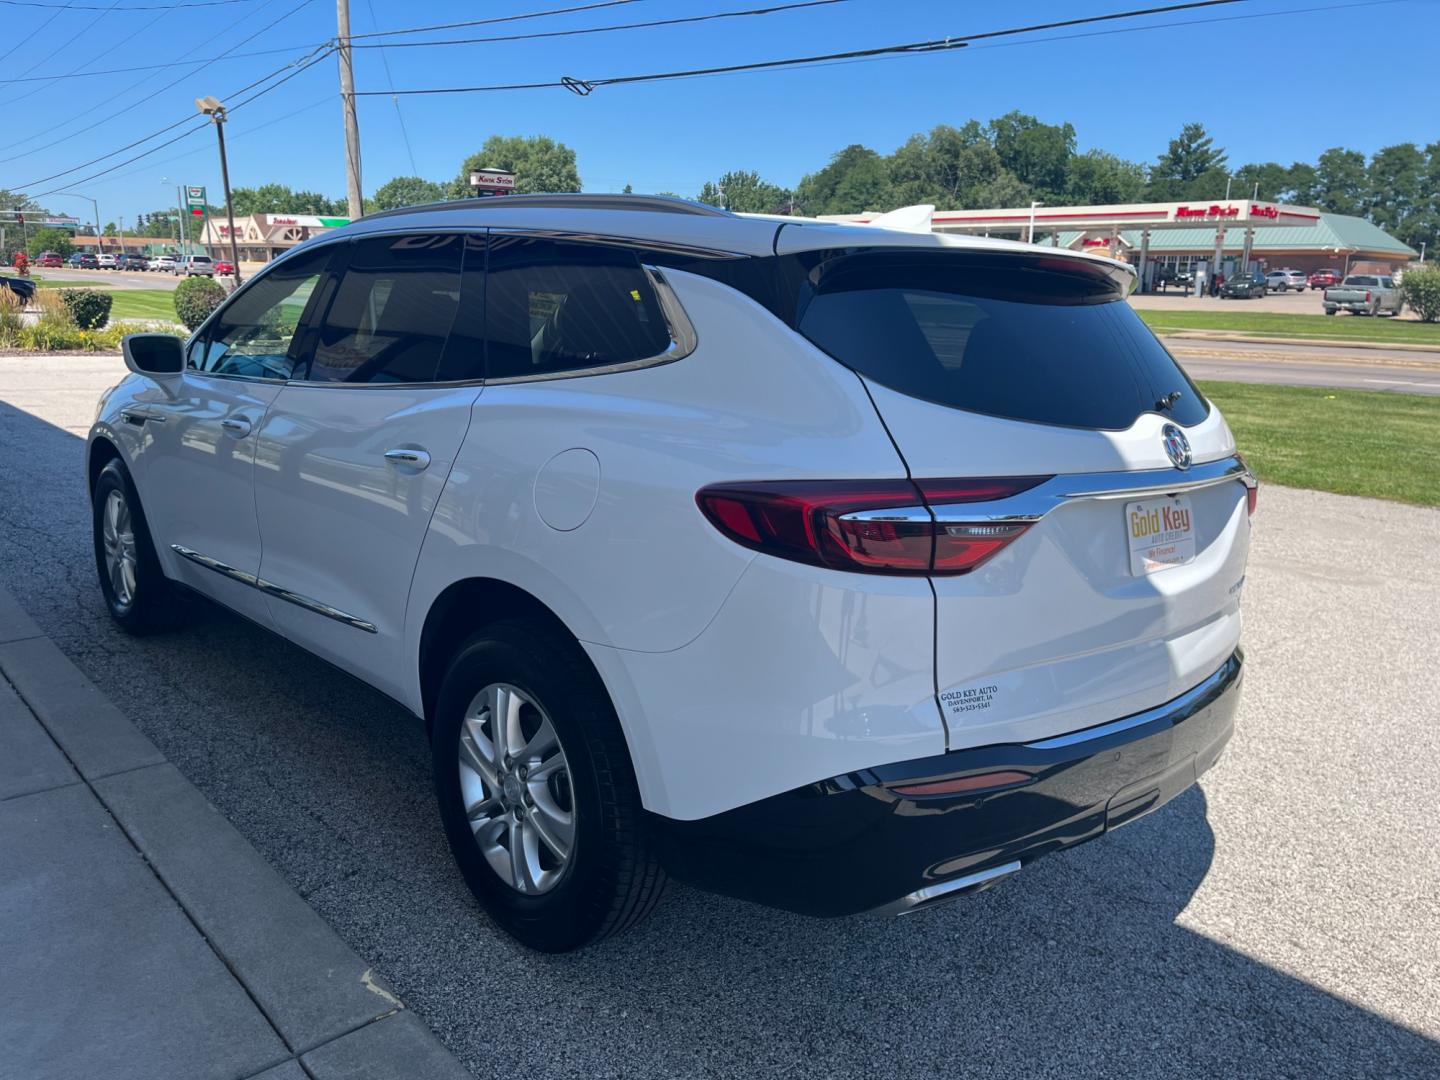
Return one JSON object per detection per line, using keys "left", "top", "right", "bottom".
{"left": 838, "top": 456, "right": 1254, "bottom": 527}
{"left": 185, "top": 229, "right": 706, "bottom": 390}
{"left": 171, "top": 545, "right": 377, "bottom": 633}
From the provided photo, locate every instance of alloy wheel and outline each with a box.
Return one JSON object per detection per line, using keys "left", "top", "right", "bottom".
{"left": 458, "top": 682, "right": 576, "bottom": 895}
{"left": 101, "top": 489, "right": 138, "bottom": 610}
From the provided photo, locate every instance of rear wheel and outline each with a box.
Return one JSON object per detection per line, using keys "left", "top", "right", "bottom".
{"left": 431, "top": 618, "right": 666, "bottom": 951}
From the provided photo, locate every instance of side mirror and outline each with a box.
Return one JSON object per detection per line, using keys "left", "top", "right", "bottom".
{"left": 122, "top": 333, "right": 184, "bottom": 376}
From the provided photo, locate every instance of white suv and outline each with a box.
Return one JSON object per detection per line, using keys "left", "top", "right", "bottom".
{"left": 88, "top": 195, "right": 1252, "bottom": 951}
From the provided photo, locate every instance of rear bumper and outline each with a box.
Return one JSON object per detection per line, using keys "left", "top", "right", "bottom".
{"left": 652, "top": 649, "right": 1243, "bottom": 917}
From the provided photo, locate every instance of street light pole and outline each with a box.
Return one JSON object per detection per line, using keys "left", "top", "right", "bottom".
{"left": 197, "top": 96, "right": 243, "bottom": 285}
{"left": 55, "top": 192, "right": 101, "bottom": 256}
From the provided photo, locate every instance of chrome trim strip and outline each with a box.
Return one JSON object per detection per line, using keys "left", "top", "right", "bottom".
{"left": 927, "top": 456, "right": 1251, "bottom": 524}
{"left": 1023, "top": 652, "right": 1242, "bottom": 751}
{"left": 170, "top": 545, "right": 378, "bottom": 634}
{"left": 836, "top": 505, "right": 932, "bottom": 524}
{"left": 874, "top": 860, "right": 1022, "bottom": 917}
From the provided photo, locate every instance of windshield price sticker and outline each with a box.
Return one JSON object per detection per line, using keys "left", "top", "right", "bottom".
{"left": 1126, "top": 495, "right": 1196, "bottom": 576}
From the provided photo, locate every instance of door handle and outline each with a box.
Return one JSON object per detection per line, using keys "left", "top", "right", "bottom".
{"left": 220, "top": 416, "right": 252, "bottom": 437}
{"left": 384, "top": 447, "right": 431, "bottom": 470}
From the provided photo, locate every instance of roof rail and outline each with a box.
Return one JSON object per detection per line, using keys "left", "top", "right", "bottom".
{"left": 361, "top": 193, "right": 731, "bottom": 223}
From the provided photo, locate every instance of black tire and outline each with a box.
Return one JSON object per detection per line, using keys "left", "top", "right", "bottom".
{"left": 431, "top": 618, "right": 666, "bottom": 952}
{"left": 91, "top": 459, "right": 183, "bottom": 634}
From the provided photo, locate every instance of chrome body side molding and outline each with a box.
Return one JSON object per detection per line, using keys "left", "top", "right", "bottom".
{"left": 170, "top": 545, "right": 378, "bottom": 634}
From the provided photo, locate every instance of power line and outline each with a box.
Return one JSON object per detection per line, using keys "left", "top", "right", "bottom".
{"left": 0, "top": 0, "right": 315, "bottom": 158}
{"left": 350, "top": 0, "right": 644, "bottom": 40}
{"left": 354, "top": 0, "right": 1248, "bottom": 97}
{"left": 0, "top": 0, "right": 79, "bottom": 64}
{"left": 362, "top": 0, "right": 417, "bottom": 176}
{"left": 350, "top": 0, "right": 848, "bottom": 52}
{"left": 0, "top": 0, "right": 265, "bottom": 8}
{"left": 7, "top": 0, "right": 126, "bottom": 84}
{"left": 26, "top": 47, "right": 332, "bottom": 200}
{"left": 12, "top": 41, "right": 333, "bottom": 193}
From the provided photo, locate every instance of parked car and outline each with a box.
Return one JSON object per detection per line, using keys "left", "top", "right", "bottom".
{"left": 68, "top": 252, "right": 99, "bottom": 269}
{"left": 1219, "top": 266, "right": 1267, "bottom": 299}
{"left": 34, "top": 251, "right": 63, "bottom": 268}
{"left": 1264, "top": 268, "right": 1307, "bottom": 292}
{"left": 213, "top": 259, "right": 236, "bottom": 276}
{"left": 118, "top": 253, "right": 149, "bottom": 271}
{"left": 174, "top": 255, "right": 215, "bottom": 276}
{"left": 1307, "top": 268, "right": 1341, "bottom": 290}
{"left": 88, "top": 194, "right": 1253, "bottom": 951}
{"left": 0, "top": 275, "right": 37, "bottom": 304}
{"left": 147, "top": 254, "right": 179, "bottom": 273}
{"left": 97, "top": 253, "right": 118, "bottom": 269}
{"left": 1323, "top": 274, "right": 1405, "bottom": 316}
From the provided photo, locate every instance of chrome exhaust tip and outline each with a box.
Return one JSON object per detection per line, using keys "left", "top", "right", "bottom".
{"left": 873, "top": 860, "right": 1022, "bottom": 917}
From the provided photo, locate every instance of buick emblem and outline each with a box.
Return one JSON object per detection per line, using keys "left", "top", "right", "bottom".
{"left": 1161, "top": 424, "right": 1192, "bottom": 470}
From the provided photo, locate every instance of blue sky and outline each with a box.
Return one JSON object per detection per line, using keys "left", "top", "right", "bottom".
{"left": 3, "top": 0, "right": 1437, "bottom": 224}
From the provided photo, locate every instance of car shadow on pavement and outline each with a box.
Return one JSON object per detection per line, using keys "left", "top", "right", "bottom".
{"left": 2, "top": 398, "right": 1437, "bottom": 1080}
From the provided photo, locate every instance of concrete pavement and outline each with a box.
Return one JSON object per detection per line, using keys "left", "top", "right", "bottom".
{"left": 0, "top": 588, "right": 470, "bottom": 1080}
{"left": 1164, "top": 336, "right": 1440, "bottom": 394}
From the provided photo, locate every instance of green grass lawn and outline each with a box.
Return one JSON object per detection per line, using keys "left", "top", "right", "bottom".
{"left": 106, "top": 290, "right": 177, "bottom": 321}
{"left": 1141, "top": 310, "right": 1440, "bottom": 347}
{"left": 1200, "top": 380, "right": 1440, "bottom": 507}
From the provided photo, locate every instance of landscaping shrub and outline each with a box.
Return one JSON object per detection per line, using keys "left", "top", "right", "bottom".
{"left": 59, "top": 287, "right": 114, "bottom": 329}
{"left": 1400, "top": 264, "right": 1440, "bottom": 323}
{"left": 174, "top": 275, "right": 227, "bottom": 330}
{"left": 0, "top": 288, "right": 24, "bottom": 345}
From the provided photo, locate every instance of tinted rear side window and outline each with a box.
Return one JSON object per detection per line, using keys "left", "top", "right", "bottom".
{"left": 483, "top": 235, "right": 669, "bottom": 380}
{"left": 790, "top": 250, "right": 1207, "bottom": 430}
{"left": 305, "top": 233, "right": 463, "bottom": 384}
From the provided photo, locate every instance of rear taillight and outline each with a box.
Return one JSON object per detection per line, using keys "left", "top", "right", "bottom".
{"left": 1237, "top": 457, "right": 1258, "bottom": 516}
{"left": 696, "top": 477, "right": 1049, "bottom": 575}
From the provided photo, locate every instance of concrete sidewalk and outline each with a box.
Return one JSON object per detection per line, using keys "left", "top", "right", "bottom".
{"left": 0, "top": 588, "right": 471, "bottom": 1080}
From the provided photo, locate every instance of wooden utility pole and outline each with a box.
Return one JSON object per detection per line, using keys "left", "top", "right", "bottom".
{"left": 336, "top": 0, "right": 363, "bottom": 221}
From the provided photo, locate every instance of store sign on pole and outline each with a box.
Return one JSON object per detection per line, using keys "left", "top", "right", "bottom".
{"left": 187, "top": 185, "right": 207, "bottom": 216}
{"left": 469, "top": 169, "right": 516, "bottom": 196}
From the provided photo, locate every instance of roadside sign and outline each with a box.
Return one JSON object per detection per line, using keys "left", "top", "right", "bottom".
{"left": 186, "top": 185, "right": 206, "bottom": 215}
{"left": 469, "top": 169, "right": 516, "bottom": 195}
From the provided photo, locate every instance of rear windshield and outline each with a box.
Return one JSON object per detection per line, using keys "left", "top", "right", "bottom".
{"left": 1345, "top": 275, "right": 1379, "bottom": 286}
{"left": 787, "top": 250, "right": 1207, "bottom": 430}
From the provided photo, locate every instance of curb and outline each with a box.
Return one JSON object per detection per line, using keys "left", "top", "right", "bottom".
{"left": 0, "top": 586, "right": 471, "bottom": 1080}
{"left": 1157, "top": 331, "right": 1440, "bottom": 356}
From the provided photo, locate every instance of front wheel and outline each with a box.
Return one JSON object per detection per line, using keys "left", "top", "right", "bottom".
{"left": 92, "top": 459, "right": 183, "bottom": 634}
{"left": 431, "top": 618, "right": 666, "bottom": 951}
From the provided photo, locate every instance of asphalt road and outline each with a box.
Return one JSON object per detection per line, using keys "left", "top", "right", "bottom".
{"left": 2, "top": 357, "right": 1438, "bottom": 1079}
{"left": 1164, "top": 337, "right": 1440, "bottom": 395}
{"left": 2, "top": 267, "right": 181, "bottom": 290}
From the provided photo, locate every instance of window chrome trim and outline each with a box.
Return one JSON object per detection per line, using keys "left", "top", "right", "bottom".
{"left": 171, "top": 545, "right": 378, "bottom": 633}
{"left": 485, "top": 227, "right": 746, "bottom": 261}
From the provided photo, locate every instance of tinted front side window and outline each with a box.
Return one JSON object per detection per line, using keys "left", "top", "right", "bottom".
{"left": 791, "top": 250, "right": 1207, "bottom": 430}
{"left": 191, "top": 244, "right": 334, "bottom": 380}
{"left": 483, "top": 236, "right": 669, "bottom": 380}
{"left": 304, "top": 234, "right": 463, "bottom": 384}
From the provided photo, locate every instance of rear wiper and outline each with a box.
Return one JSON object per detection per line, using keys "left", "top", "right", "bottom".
{"left": 1155, "top": 390, "right": 1183, "bottom": 410}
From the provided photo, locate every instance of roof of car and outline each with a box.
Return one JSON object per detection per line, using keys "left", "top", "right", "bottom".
{"left": 334, "top": 193, "right": 1132, "bottom": 276}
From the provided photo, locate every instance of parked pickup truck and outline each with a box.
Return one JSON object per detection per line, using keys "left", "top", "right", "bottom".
{"left": 1323, "top": 274, "right": 1404, "bottom": 316}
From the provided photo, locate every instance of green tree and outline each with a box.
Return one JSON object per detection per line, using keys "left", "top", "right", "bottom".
{"left": 796, "top": 144, "right": 893, "bottom": 214}
{"left": 989, "top": 111, "right": 1075, "bottom": 199}
{"left": 888, "top": 121, "right": 1010, "bottom": 207}
{"left": 1064, "top": 150, "right": 1146, "bottom": 205}
{"left": 27, "top": 227, "right": 74, "bottom": 258}
{"left": 1365, "top": 142, "right": 1426, "bottom": 235}
{"left": 1311, "top": 147, "right": 1368, "bottom": 215}
{"left": 695, "top": 170, "right": 790, "bottom": 213}
{"left": 1148, "top": 122, "right": 1228, "bottom": 200}
{"left": 227, "top": 184, "right": 345, "bottom": 216}
{"left": 449, "top": 135, "right": 580, "bottom": 198}
{"left": 372, "top": 175, "right": 446, "bottom": 211}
